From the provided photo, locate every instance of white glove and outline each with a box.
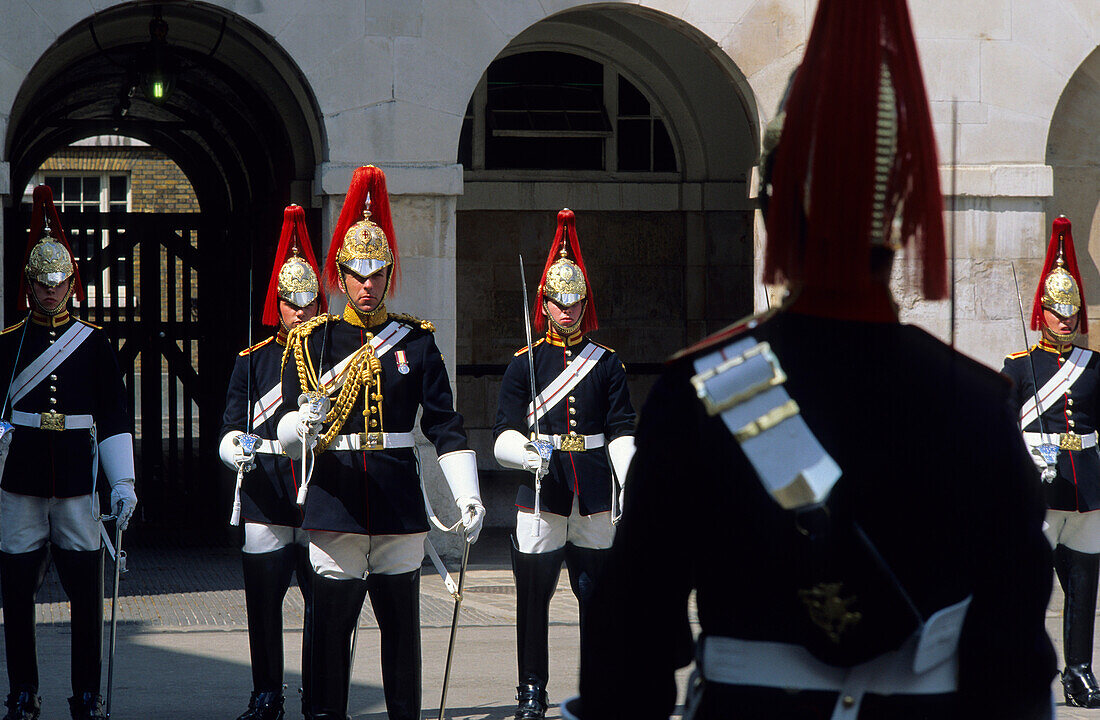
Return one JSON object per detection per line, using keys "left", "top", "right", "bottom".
{"left": 608, "top": 435, "right": 636, "bottom": 502}
{"left": 1028, "top": 444, "right": 1057, "bottom": 483}
{"left": 110, "top": 478, "right": 138, "bottom": 530}
{"left": 495, "top": 429, "right": 549, "bottom": 474}
{"left": 439, "top": 450, "right": 485, "bottom": 543}
{"left": 219, "top": 431, "right": 256, "bottom": 472}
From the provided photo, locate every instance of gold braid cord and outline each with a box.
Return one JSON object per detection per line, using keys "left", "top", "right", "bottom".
{"left": 279, "top": 313, "right": 386, "bottom": 454}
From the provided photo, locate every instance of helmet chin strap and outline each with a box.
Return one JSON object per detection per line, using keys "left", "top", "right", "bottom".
{"left": 543, "top": 297, "right": 584, "bottom": 336}
{"left": 1041, "top": 317, "right": 1079, "bottom": 347}
{"left": 340, "top": 268, "right": 390, "bottom": 325}
{"left": 27, "top": 275, "right": 73, "bottom": 317}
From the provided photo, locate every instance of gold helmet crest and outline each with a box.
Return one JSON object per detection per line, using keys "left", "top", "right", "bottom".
{"left": 336, "top": 198, "right": 393, "bottom": 280}
{"left": 26, "top": 219, "right": 75, "bottom": 288}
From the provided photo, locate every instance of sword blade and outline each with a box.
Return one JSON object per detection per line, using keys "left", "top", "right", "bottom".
{"left": 438, "top": 537, "right": 470, "bottom": 720}
{"left": 519, "top": 256, "right": 540, "bottom": 438}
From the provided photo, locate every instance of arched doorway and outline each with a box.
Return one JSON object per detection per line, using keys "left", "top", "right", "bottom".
{"left": 454, "top": 6, "right": 759, "bottom": 494}
{"left": 3, "top": 1, "right": 324, "bottom": 530}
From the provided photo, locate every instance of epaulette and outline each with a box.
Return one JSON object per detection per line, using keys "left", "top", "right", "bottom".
{"left": 588, "top": 339, "right": 616, "bottom": 354}
{"left": 389, "top": 312, "right": 435, "bottom": 332}
{"left": 239, "top": 336, "right": 276, "bottom": 357}
{"left": 0, "top": 320, "right": 26, "bottom": 336}
{"left": 515, "top": 338, "right": 545, "bottom": 356}
{"left": 75, "top": 318, "right": 102, "bottom": 330}
{"left": 1004, "top": 348, "right": 1030, "bottom": 361}
{"left": 669, "top": 307, "right": 779, "bottom": 362}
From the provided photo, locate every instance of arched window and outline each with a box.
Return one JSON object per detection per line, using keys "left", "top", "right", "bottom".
{"left": 459, "top": 50, "right": 677, "bottom": 173}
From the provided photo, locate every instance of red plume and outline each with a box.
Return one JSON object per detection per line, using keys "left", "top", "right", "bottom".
{"left": 763, "top": 0, "right": 946, "bottom": 305}
{"left": 262, "top": 204, "right": 328, "bottom": 326}
{"left": 324, "top": 166, "right": 400, "bottom": 293}
{"left": 534, "top": 208, "right": 598, "bottom": 335}
{"left": 18, "top": 185, "right": 85, "bottom": 309}
{"left": 1031, "top": 216, "right": 1087, "bottom": 334}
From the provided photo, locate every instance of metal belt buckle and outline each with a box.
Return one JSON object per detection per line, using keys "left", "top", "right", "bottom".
{"left": 359, "top": 432, "right": 384, "bottom": 450}
{"left": 1060, "top": 433, "right": 1083, "bottom": 452}
{"left": 40, "top": 411, "right": 65, "bottom": 431}
{"left": 559, "top": 433, "right": 586, "bottom": 452}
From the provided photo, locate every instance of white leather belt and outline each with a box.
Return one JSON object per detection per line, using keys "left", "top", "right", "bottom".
{"left": 328, "top": 431, "right": 416, "bottom": 451}
{"left": 11, "top": 410, "right": 94, "bottom": 431}
{"left": 253, "top": 439, "right": 283, "bottom": 455}
{"left": 537, "top": 432, "right": 605, "bottom": 452}
{"left": 1023, "top": 430, "right": 1097, "bottom": 451}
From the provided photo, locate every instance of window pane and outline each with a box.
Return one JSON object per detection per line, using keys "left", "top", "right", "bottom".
{"left": 617, "top": 119, "right": 651, "bottom": 171}
{"left": 45, "top": 177, "right": 62, "bottom": 196}
{"left": 653, "top": 121, "right": 677, "bottom": 172}
{"left": 64, "top": 177, "right": 80, "bottom": 200}
{"left": 83, "top": 176, "right": 101, "bottom": 200}
{"left": 618, "top": 75, "right": 650, "bottom": 116}
{"left": 457, "top": 118, "right": 473, "bottom": 167}
{"left": 110, "top": 176, "right": 128, "bottom": 202}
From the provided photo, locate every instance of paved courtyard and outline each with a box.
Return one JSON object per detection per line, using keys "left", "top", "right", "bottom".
{"left": 0, "top": 529, "right": 1082, "bottom": 718}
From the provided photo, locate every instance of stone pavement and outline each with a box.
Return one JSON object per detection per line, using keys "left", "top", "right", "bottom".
{"left": 0, "top": 528, "right": 1084, "bottom": 718}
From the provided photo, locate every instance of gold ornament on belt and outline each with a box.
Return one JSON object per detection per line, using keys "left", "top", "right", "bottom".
{"left": 278, "top": 249, "right": 319, "bottom": 308}
{"left": 26, "top": 218, "right": 74, "bottom": 288}
{"left": 337, "top": 194, "right": 392, "bottom": 280}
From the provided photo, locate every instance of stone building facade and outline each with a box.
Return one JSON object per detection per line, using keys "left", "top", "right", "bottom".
{"left": 1, "top": 0, "right": 1098, "bottom": 534}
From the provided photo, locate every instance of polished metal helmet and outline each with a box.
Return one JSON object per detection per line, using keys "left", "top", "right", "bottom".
{"left": 543, "top": 254, "right": 587, "bottom": 306}
{"left": 336, "top": 198, "right": 393, "bottom": 280}
{"left": 26, "top": 218, "right": 75, "bottom": 288}
{"left": 278, "top": 251, "right": 320, "bottom": 308}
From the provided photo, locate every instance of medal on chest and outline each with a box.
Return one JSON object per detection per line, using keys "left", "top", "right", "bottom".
{"left": 395, "top": 349, "right": 410, "bottom": 375}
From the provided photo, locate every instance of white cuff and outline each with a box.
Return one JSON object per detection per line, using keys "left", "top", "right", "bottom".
{"left": 219, "top": 431, "right": 243, "bottom": 470}
{"left": 494, "top": 429, "right": 531, "bottom": 470}
{"left": 607, "top": 435, "right": 636, "bottom": 486}
{"left": 98, "top": 432, "right": 136, "bottom": 486}
{"left": 438, "top": 449, "right": 481, "bottom": 503}
{"left": 277, "top": 411, "right": 305, "bottom": 459}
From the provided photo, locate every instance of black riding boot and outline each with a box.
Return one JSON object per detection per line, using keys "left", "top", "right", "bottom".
{"left": 1056, "top": 544, "right": 1100, "bottom": 708}
{"left": 368, "top": 570, "right": 422, "bottom": 720}
{"left": 564, "top": 544, "right": 609, "bottom": 640}
{"left": 306, "top": 575, "right": 368, "bottom": 720}
{"left": 0, "top": 546, "right": 50, "bottom": 713}
{"left": 237, "top": 545, "right": 297, "bottom": 720}
{"left": 1, "top": 691, "right": 40, "bottom": 720}
{"left": 295, "top": 544, "right": 315, "bottom": 717}
{"left": 52, "top": 547, "right": 104, "bottom": 717}
{"left": 511, "top": 540, "right": 565, "bottom": 720}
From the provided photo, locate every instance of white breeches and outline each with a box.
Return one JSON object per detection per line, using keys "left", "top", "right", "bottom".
{"left": 308, "top": 530, "right": 427, "bottom": 580}
{"left": 0, "top": 490, "right": 101, "bottom": 553}
{"left": 1045, "top": 509, "right": 1100, "bottom": 553}
{"left": 515, "top": 495, "right": 615, "bottom": 554}
{"left": 242, "top": 522, "right": 310, "bottom": 554}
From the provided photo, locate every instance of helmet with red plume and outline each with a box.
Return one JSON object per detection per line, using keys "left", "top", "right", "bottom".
{"left": 262, "top": 204, "right": 327, "bottom": 327}
{"left": 324, "top": 166, "right": 399, "bottom": 299}
{"left": 762, "top": 0, "right": 946, "bottom": 318}
{"left": 535, "top": 208, "right": 597, "bottom": 336}
{"left": 1031, "top": 215, "right": 1086, "bottom": 343}
{"left": 19, "top": 185, "right": 85, "bottom": 313}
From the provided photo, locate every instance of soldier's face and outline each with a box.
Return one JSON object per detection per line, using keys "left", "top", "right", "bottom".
{"left": 343, "top": 268, "right": 389, "bottom": 313}
{"left": 31, "top": 278, "right": 71, "bottom": 313}
{"left": 279, "top": 298, "right": 318, "bottom": 330}
{"left": 1042, "top": 307, "right": 1079, "bottom": 340}
{"left": 545, "top": 297, "right": 586, "bottom": 330}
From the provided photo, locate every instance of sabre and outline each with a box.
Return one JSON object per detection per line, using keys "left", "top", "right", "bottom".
{"left": 519, "top": 256, "right": 552, "bottom": 538}
{"left": 105, "top": 500, "right": 128, "bottom": 719}
{"left": 438, "top": 533, "right": 471, "bottom": 720}
{"left": 1011, "top": 262, "right": 1058, "bottom": 474}
{"left": 0, "top": 311, "right": 32, "bottom": 472}
{"left": 231, "top": 243, "right": 260, "bottom": 525}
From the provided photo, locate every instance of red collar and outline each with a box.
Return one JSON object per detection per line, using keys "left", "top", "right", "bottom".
{"left": 30, "top": 310, "right": 70, "bottom": 327}
{"left": 546, "top": 328, "right": 584, "bottom": 347}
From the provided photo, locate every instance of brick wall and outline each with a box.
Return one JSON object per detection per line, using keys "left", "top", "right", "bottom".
{"left": 39, "top": 146, "right": 200, "bottom": 212}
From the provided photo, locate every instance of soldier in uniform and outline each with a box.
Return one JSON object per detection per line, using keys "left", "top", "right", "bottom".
{"left": 564, "top": 0, "right": 1056, "bottom": 718}
{"left": 493, "top": 208, "right": 635, "bottom": 720}
{"left": 1002, "top": 216, "right": 1100, "bottom": 708}
{"left": 219, "top": 204, "right": 326, "bottom": 720}
{"left": 0, "top": 185, "right": 138, "bottom": 720}
{"left": 275, "top": 165, "right": 485, "bottom": 720}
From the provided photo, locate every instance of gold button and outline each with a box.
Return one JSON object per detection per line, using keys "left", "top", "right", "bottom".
{"left": 1069, "top": 420, "right": 1076, "bottom": 428}
{"left": 49, "top": 374, "right": 57, "bottom": 381}
{"left": 569, "top": 419, "right": 577, "bottom": 427}
{"left": 565, "top": 350, "right": 572, "bottom": 357}
{"left": 568, "top": 396, "right": 576, "bottom": 402}
{"left": 49, "top": 386, "right": 56, "bottom": 393}
{"left": 569, "top": 407, "right": 576, "bottom": 415}
{"left": 49, "top": 398, "right": 57, "bottom": 405}
{"left": 841, "top": 696, "right": 855, "bottom": 708}
{"left": 1068, "top": 398, "right": 1075, "bottom": 406}
{"left": 1067, "top": 409, "right": 1074, "bottom": 417}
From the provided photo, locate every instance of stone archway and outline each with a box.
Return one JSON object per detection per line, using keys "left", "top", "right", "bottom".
{"left": 3, "top": 1, "right": 324, "bottom": 529}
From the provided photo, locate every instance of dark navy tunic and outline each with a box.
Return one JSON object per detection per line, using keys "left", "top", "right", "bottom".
{"left": 220, "top": 334, "right": 303, "bottom": 527}
{"left": 494, "top": 331, "right": 636, "bottom": 517}
{"left": 0, "top": 312, "right": 131, "bottom": 499}
{"left": 1002, "top": 340, "right": 1100, "bottom": 512}
{"left": 575, "top": 312, "right": 1055, "bottom": 720}
{"left": 278, "top": 311, "right": 468, "bottom": 535}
